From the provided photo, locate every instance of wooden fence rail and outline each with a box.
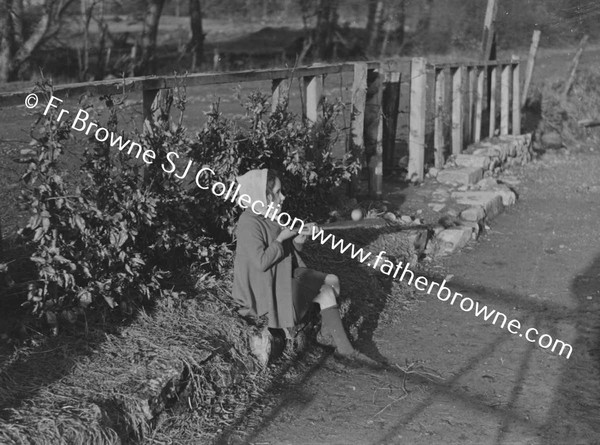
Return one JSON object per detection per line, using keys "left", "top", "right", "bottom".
{"left": 0, "top": 57, "right": 521, "bottom": 198}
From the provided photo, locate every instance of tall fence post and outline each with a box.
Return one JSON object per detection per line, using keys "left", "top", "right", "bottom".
{"left": 474, "top": 67, "right": 484, "bottom": 142}
{"left": 500, "top": 63, "right": 511, "bottom": 135}
{"left": 512, "top": 57, "right": 521, "bottom": 135}
{"left": 349, "top": 63, "right": 368, "bottom": 195}
{"left": 466, "top": 67, "right": 475, "bottom": 144}
{"left": 408, "top": 57, "right": 427, "bottom": 181}
{"left": 381, "top": 62, "right": 401, "bottom": 175}
{"left": 365, "top": 67, "right": 384, "bottom": 197}
{"left": 434, "top": 67, "right": 446, "bottom": 169}
{"left": 271, "top": 78, "right": 290, "bottom": 113}
{"left": 489, "top": 65, "right": 497, "bottom": 137}
{"left": 302, "top": 74, "right": 323, "bottom": 123}
{"left": 451, "top": 65, "right": 464, "bottom": 155}
{"left": 142, "top": 87, "right": 173, "bottom": 185}
{"left": 143, "top": 87, "right": 173, "bottom": 132}
{"left": 522, "top": 30, "right": 541, "bottom": 107}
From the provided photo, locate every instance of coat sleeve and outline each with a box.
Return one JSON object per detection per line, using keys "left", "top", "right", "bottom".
{"left": 239, "top": 216, "right": 285, "bottom": 272}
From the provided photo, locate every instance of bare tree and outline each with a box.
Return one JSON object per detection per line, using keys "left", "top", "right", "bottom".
{"left": 313, "top": 0, "right": 339, "bottom": 59}
{"left": 188, "top": 0, "right": 204, "bottom": 69}
{"left": 395, "top": 0, "right": 406, "bottom": 47}
{"left": 0, "top": 0, "right": 77, "bottom": 83}
{"left": 78, "top": 0, "right": 101, "bottom": 81}
{"left": 366, "top": 0, "right": 384, "bottom": 55}
{"left": 136, "top": 0, "right": 166, "bottom": 75}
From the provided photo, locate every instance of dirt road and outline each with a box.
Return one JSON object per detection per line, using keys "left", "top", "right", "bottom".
{"left": 219, "top": 150, "right": 600, "bottom": 445}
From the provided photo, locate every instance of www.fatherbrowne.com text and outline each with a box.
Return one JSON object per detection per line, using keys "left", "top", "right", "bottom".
{"left": 35, "top": 94, "right": 573, "bottom": 359}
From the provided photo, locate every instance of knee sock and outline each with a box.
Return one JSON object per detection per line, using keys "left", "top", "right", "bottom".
{"left": 320, "top": 305, "right": 354, "bottom": 355}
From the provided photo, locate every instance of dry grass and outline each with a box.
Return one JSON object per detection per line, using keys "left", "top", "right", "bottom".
{"left": 0, "top": 273, "right": 271, "bottom": 444}
{"left": 1, "top": 221, "right": 429, "bottom": 444}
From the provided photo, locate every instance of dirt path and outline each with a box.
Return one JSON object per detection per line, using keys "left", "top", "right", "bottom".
{"left": 219, "top": 150, "right": 600, "bottom": 445}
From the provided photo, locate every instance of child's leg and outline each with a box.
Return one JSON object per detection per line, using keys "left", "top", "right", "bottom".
{"left": 313, "top": 282, "right": 354, "bottom": 355}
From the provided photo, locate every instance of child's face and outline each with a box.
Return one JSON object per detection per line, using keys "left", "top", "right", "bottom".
{"left": 269, "top": 178, "right": 285, "bottom": 207}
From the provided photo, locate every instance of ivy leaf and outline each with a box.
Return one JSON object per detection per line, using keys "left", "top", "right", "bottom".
{"left": 103, "top": 295, "right": 117, "bottom": 308}
{"left": 33, "top": 227, "right": 44, "bottom": 242}
{"left": 74, "top": 215, "right": 85, "bottom": 232}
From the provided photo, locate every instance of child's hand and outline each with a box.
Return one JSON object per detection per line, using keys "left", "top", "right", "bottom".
{"left": 298, "top": 222, "right": 319, "bottom": 236}
{"left": 294, "top": 233, "right": 307, "bottom": 244}
{"left": 276, "top": 228, "right": 299, "bottom": 242}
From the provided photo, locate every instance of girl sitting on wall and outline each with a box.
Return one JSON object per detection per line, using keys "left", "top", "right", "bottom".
{"left": 232, "top": 168, "right": 378, "bottom": 367}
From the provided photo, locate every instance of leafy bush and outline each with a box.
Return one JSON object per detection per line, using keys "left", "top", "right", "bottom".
{"left": 540, "top": 68, "right": 600, "bottom": 150}
{"left": 18, "top": 81, "right": 358, "bottom": 327}
{"left": 187, "top": 92, "right": 359, "bottom": 239}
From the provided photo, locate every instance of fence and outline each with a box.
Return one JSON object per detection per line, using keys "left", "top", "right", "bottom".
{"left": 0, "top": 56, "right": 521, "bottom": 197}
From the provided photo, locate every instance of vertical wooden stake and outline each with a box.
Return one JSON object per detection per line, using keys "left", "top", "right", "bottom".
{"left": 369, "top": 113, "right": 384, "bottom": 198}
{"left": 474, "top": 67, "right": 484, "bottom": 142}
{"left": 466, "top": 67, "right": 476, "bottom": 143}
{"left": 512, "top": 57, "right": 521, "bottom": 135}
{"left": 303, "top": 75, "right": 323, "bottom": 123}
{"left": 365, "top": 68, "right": 384, "bottom": 197}
{"left": 500, "top": 63, "right": 510, "bottom": 135}
{"left": 489, "top": 65, "right": 497, "bottom": 137}
{"left": 349, "top": 63, "right": 368, "bottom": 195}
{"left": 271, "top": 78, "right": 290, "bottom": 113}
{"left": 563, "top": 34, "right": 589, "bottom": 100}
{"left": 521, "top": 29, "right": 541, "bottom": 107}
{"left": 142, "top": 88, "right": 173, "bottom": 184}
{"left": 451, "top": 66, "right": 464, "bottom": 155}
{"left": 382, "top": 68, "right": 401, "bottom": 174}
{"left": 481, "top": 0, "right": 498, "bottom": 60}
{"left": 434, "top": 68, "right": 446, "bottom": 169}
{"left": 143, "top": 88, "right": 159, "bottom": 132}
{"left": 408, "top": 57, "right": 427, "bottom": 182}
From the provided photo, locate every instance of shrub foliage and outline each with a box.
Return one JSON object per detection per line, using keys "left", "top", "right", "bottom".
{"left": 18, "top": 82, "right": 359, "bottom": 327}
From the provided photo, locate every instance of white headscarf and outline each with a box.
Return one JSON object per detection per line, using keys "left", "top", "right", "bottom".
{"left": 235, "top": 169, "right": 270, "bottom": 216}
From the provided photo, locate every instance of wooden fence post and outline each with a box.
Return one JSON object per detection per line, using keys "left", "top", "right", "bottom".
{"left": 474, "top": 67, "right": 484, "bottom": 142}
{"left": 143, "top": 88, "right": 173, "bottom": 132}
{"left": 522, "top": 29, "right": 541, "bottom": 107}
{"left": 382, "top": 66, "right": 401, "bottom": 175}
{"left": 512, "top": 57, "right": 521, "bottom": 135}
{"left": 302, "top": 75, "right": 323, "bottom": 123}
{"left": 434, "top": 67, "right": 446, "bottom": 169}
{"left": 365, "top": 68, "right": 384, "bottom": 197}
{"left": 466, "top": 67, "right": 476, "bottom": 144}
{"left": 408, "top": 57, "right": 427, "bottom": 181}
{"left": 271, "top": 78, "right": 290, "bottom": 113}
{"left": 482, "top": 0, "right": 498, "bottom": 61}
{"left": 500, "top": 63, "right": 511, "bottom": 135}
{"left": 451, "top": 65, "right": 464, "bottom": 155}
{"left": 563, "top": 34, "right": 589, "bottom": 100}
{"left": 349, "top": 63, "right": 368, "bottom": 195}
{"left": 489, "top": 65, "right": 497, "bottom": 137}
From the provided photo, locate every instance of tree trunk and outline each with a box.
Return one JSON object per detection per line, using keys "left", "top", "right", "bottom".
{"left": 314, "top": 0, "right": 339, "bottom": 60}
{"left": 395, "top": 0, "right": 406, "bottom": 46}
{"left": 0, "top": 0, "right": 17, "bottom": 83}
{"left": 365, "top": 0, "right": 377, "bottom": 37}
{"left": 366, "top": 0, "right": 384, "bottom": 55}
{"left": 138, "top": 0, "right": 166, "bottom": 75}
{"left": 0, "top": 0, "right": 75, "bottom": 83}
{"left": 79, "top": 0, "right": 96, "bottom": 81}
{"left": 188, "top": 0, "right": 204, "bottom": 68}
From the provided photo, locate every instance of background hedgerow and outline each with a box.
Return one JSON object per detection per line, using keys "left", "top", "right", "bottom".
{"left": 539, "top": 68, "right": 600, "bottom": 151}
{"left": 16, "top": 79, "right": 359, "bottom": 327}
